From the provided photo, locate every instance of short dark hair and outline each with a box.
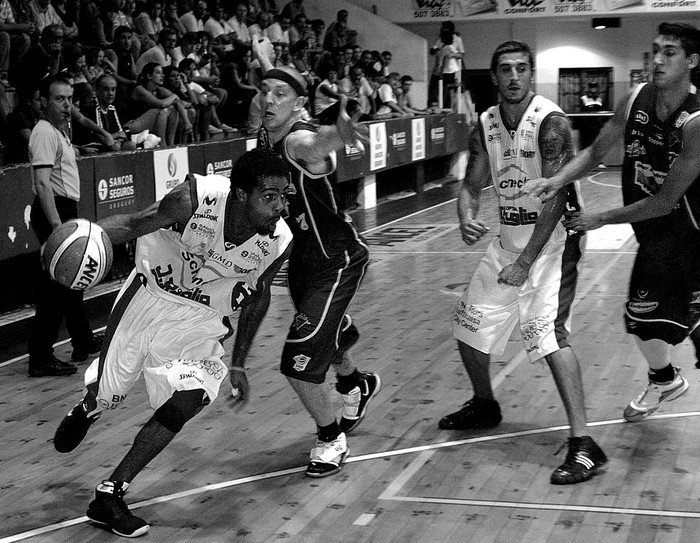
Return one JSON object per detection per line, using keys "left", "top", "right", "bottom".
{"left": 40, "top": 74, "right": 72, "bottom": 99}
{"left": 401, "top": 75, "right": 413, "bottom": 84}
{"left": 490, "top": 40, "right": 534, "bottom": 73}
{"left": 114, "top": 25, "right": 133, "bottom": 39}
{"left": 179, "top": 58, "right": 196, "bottom": 70}
{"left": 230, "top": 148, "right": 289, "bottom": 193}
{"left": 658, "top": 22, "right": 700, "bottom": 57}
{"left": 182, "top": 31, "right": 200, "bottom": 45}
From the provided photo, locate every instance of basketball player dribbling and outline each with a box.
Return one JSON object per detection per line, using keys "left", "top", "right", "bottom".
{"left": 52, "top": 148, "right": 293, "bottom": 538}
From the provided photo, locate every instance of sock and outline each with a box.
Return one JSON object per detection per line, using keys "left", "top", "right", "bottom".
{"left": 336, "top": 369, "right": 360, "bottom": 394}
{"left": 317, "top": 421, "right": 341, "bottom": 442}
{"left": 649, "top": 364, "right": 674, "bottom": 383}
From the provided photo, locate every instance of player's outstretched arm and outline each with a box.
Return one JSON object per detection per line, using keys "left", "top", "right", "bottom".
{"left": 289, "top": 95, "right": 369, "bottom": 167}
{"left": 498, "top": 114, "right": 574, "bottom": 287}
{"left": 98, "top": 178, "right": 194, "bottom": 245}
{"left": 457, "top": 127, "right": 491, "bottom": 245}
{"left": 525, "top": 93, "right": 631, "bottom": 202}
{"left": 228, "top": 243, "right": 292, "bottom": 403}
{"left": 565, "top": 115, "right": 700, "bottom": 231}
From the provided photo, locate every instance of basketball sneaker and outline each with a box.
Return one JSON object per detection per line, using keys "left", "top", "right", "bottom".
{"left": 438, "top": 397, "right": 502, "bottom": 430}
{"left": 550, "top": 436, "right": 607, "bottom": 485}
{"left": 623, "top": 366, "right": 689, "bottom": 422}
{"left": 86, "top": 480, "right": 149, "bottom": 538}
{"left": 338, "top": 371, "right": 381, "bottom": 434}
{"left": 306, "top": 433, "right": 349, "bottom": 478}
{"left": 54, "top": 399, "right": 101, "bottom": 453}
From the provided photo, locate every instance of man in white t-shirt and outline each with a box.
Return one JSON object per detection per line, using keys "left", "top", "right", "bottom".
{"left": 179, "top": 0, "right": 206, "bottom": 33}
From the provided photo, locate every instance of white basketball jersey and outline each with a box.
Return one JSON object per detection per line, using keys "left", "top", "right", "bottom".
{"left": 481, "top": 95, "right": 568, "bottom": 253}
{"left": 135, "top": 174, "right": 292, "bottom": 316}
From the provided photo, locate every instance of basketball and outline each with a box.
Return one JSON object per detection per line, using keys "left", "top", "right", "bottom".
{"left": 42, "top": 219, "right": 113, "bottom": 290}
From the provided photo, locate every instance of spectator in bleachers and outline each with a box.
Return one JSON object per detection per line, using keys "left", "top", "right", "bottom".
{"left": 307, "top": 17, "right": 323, "bottom": 48}
{"left": 272, "top": 41, "right": 291, "bottom": 68}
{"left": 71, "top": 82, "right": 123, "bottom": 152}
{"left": 162, "top": 0, "right": 186, "bottom": 38}
{"left": 22, "top": 24, "right": 64, "bottom": 86}
{"left": 76, "top": 0, "right": 99, "bottom": 45}
{"left": 429, "top": 21, "right": 463, "bottom": 108}
{"left": 287, "top": 12, "right": 309, "bottom": 47}
{"left": 170, "top": 29, "right": 197, "bottom": 65}
{"left": 323, "top": 12, "right": 348, "bottom": 52}
{"left": 378, "top": 50, "right": 392, "bottom": 77}
{"left": 105, "top": 25, "right": 137, "bottom": 107}
{"left": 134, "top": 0, "right": 163, "bottom": 52}
{"left": 339, "top": 62, "right": 375, "bottom": 120}
{"left": 50, "top": 0, "right": 77, "bottom": 37}
{"left": 324, "top": 9, "right": 346, "bottom": 37}
{"left": 314, "top": 62, "right": 343, "bottom": 125}
{"left": 81, "top": 73, "right": 137, "bottom": 151}
{"left": 397, "top": 74, "right": 425, "bottom": 116}
{"left": 135, "top": 25, "right": 177, "bottom": 72}
{"left": 128, "top": 61, "right": 182, "bottom": 145}
{"left": 163, "top": 64, "right": 197, "bottom": 141}
{"left": 227, "top": 0, "right": 251, "bottom": 47}
{"left": 178, "top": 57, "right": 228, "bottom": 137}
{"left": 375, "top": 71, "right": 405, "bottom": 118}
{"left": 279, "top": 0, "right": 303, "bottom": 21}
{"left": 220, "top": 44, "right": 257, "bottom": 126}
{"left": 247, "top": 9, "right": 270, "bottom": 41}
{"left": 0, "top": 0, "right": 34, "bottom": 88}
{"left": 7, "top": 0, "right": 38, "bottom": 45}
{"left": 3, "top": 82, "right": 41, "bottom": 162}
{"left": 179, "top": 0, "right": 206, "bottom": 33}
{"left": 257, "top": 0, "right": 277, "bottom": 17}
{"left": 289, "top": 38, "right": 315, "bottom": 87}
{"left": 204, "top": 1, "right": 237, "bottom": 53}
{"left": 266, "top": 12, "right": 289, "bottom": 45}
{"left": 29, "top": 0, "right": 75, "bottom": 37}
{"left": 62, "top": 42, "right": 88, "bottom": 85}
{"left": 84, "top": 47, "right": 112, "bottom": 84}
{"left": 435, "top": 27, "right": 460, "bottom": 110}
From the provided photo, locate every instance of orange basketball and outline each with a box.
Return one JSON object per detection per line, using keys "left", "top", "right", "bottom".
{"left": 42, "top": 219, "right": 113, "bottom": 290}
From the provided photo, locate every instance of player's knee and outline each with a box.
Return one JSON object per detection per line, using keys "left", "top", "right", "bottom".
{"left": 337, "top": 315, "right": 359, "bottom": 353}
{"left": 625, "top": 315, "right": 686, "bottom": 345}
{"left": 154, "top": 389, "right": 209, "bottom": 433}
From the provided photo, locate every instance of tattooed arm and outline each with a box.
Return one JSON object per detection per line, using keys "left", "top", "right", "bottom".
{"left": 457, "top": 126, "right": 493, "bottom": 245}
{"left": 498, "top": 114, "right": 575, "bottom": 286}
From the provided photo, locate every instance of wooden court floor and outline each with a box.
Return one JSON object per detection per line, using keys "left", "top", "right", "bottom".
{"left": 2, "top": 169, "right": 700, "bottom": 543}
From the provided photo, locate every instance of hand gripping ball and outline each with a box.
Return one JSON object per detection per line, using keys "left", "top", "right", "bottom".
{"left": 42, "top": 219, "right": 113, "bottom": 290}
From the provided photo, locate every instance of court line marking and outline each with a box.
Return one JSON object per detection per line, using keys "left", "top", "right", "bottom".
{"left": 4, "top": 412, "right": 700, "bottom": 543}
{"left": 587, "top": 171, "right": 621, "bottom": 189}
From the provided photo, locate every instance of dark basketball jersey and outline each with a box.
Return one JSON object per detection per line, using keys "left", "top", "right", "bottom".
{"left": 259, "top": 123, "right": 362, "bottom": 260}
{"left": 623, "top": 83, "right": 700, "bottom": 257}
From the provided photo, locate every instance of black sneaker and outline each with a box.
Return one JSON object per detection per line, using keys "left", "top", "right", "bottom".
{"left": 54, "top": 400, "right": 101, "bottom": 453}
{"left": 338, "top": 371, "right": 381, "bottom": 434}
{"left": 86, "top": 480, "right": 149, "bottom": 538}
{"left": 550, "top": 436, "right": 607, "bottom": 485}
{"left": 438, "top": 397, "right": 502, "bottom": 430}
{"left": 72, "top": 333, "right": 104, "bottom": 362}
{"left": 28, "top": 356, "right": 78, "bottom": 377}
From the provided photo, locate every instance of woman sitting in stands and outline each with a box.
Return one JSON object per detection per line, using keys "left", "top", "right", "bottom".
{"left": 127, "top": 62, "right": 189, "bottom": 146}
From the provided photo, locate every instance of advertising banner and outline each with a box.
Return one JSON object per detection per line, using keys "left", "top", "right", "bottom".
{"left": 386, "top": 118, "right": 411, "bottom": 168}
{"left": 427, "top": 115, "right": 447, "bottom": 158}
{"left": 369, "top": 122, "right": 388, "bottom": 172}
{"left": 154, "top": 147, "right": 189, "bottom": 201}
{"left": 379, "top": 0, "right": 695, "bottom": 22}
{"left": 336, "top": 141, "right": 370, "bottom": 182}
{"left": 0, "top": 165, "right": 39, "bottom": 260}
{"left": 94, "top": 151, "right": 154, "bottom": 220}
{"left": 411, "top": 117, "right": 426, "bottom": 162}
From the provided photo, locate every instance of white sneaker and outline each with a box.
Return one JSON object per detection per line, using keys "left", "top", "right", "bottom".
{"left": 624, "top": 366, "right": 689, "bottom": 422}
{"left": 306, "top": 433, "right": 348, "bottom": 478}
{"left": 339, "top": 371, "right": 381, "bottom": 434}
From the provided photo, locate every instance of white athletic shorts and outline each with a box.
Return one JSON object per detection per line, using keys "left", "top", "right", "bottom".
{"left": 84, "top": 272, "right": 229, "bottom": 413}
{"left": 453, "top": 235, "right": 581, "bottom": 362}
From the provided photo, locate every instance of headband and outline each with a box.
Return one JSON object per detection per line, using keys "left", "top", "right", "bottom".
{"left": 263, "top": 68, "right": 308, "bottom": 96}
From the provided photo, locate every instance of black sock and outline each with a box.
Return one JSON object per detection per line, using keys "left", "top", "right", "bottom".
{"left": 317, "top": 421, "right": 341, "bottom": 442}
{"left": 336, "top": 369, "right": 360, "bottom": 394}
{"left": 649, "top": 364, "right": 674, "bottom": 383}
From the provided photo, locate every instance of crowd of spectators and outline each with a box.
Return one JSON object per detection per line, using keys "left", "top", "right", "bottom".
{"left": 0, "top": 0, "right": 467, "bottom": 165}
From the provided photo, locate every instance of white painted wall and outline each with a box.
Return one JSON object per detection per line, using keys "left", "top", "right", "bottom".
{"left": 304, "top": 0, "right": 429, "bottom": 106}
{"left": 399, "top": 15, "right": 700, "bottom": 107}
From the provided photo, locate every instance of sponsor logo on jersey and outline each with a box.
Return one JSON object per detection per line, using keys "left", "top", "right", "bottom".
{"left": 224, "top": 241, "right": 236, "bottom": 250}
{"left": 500, "top": 205, "right": 539, "bottom": 226}
{"left": 521, "top": 316, "right": 549, "bottom": 342}
{"left": 204, "top": 196, "right": 217, "bottom": 206}
{"left": 296, "top": 213, "right": 309, "bottom": 231}
{"left": 633, "top": 162, "right": 665, "bottom": 196}
{"left": 207, "top": 249, "right": 233, "bottom": 268}
{"left": 292, "top": 354, "right": 311, "bottom": 371}
{"left": 628, "top": 301, "right": 658, "bottom": 313}
{"left": 520, "top": 149, "right": 536, "bottom": 158}
{"left": 634, "top": 111, "right": 649, "bottom": 125}
{"left": 675, "top": 111, "right": 689, "bottom": 128}
{"left": 626, "top": 140, "right": 646, "bottom": 157}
